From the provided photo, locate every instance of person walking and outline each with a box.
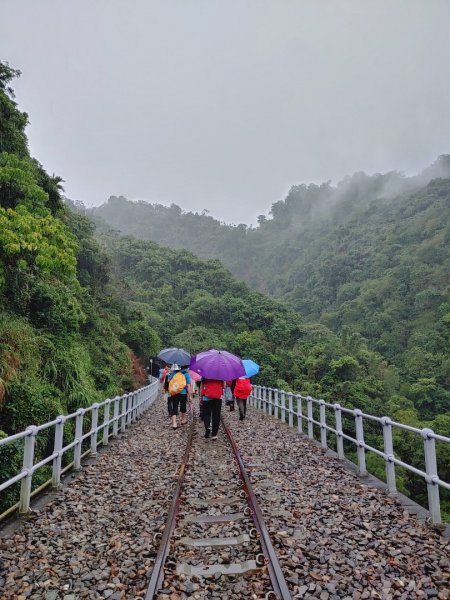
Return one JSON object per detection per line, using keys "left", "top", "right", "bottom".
{"left": 224, "top": 380, "right": 234, "bottom": 411}
{"left": 232, "top": 377, "right": 252, "bottom": 421}
{"left": 162, "top": 365, "right": 172, "bottom": 416}
{"left": 200, "top": 378, "right": 224, "bottom": 439}
{"left": 167, "top": 364, "right": 191, "bottom": 429}
{"left": 198, "top": 378, "right": 205, "bottom": 421}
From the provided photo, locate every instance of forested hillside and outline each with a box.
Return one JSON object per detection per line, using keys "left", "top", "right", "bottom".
{"left": 93, "top": 161, "right": 450, "bottom": 423}
{"left": 0, "top": 63, "right": 155, "bottom": 445}
{"left": 0, "top": 61, "right": 402, "bottom": 480}
{"left": 0, "top": 61, "right": 448, "bottom": 515}
{"left": 1, "top": 58, "right": 411, "bottom": 447}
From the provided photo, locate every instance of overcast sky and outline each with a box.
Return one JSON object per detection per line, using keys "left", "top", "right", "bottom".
{"left": 2, "top": 1, "right": 450, "bottom": 224}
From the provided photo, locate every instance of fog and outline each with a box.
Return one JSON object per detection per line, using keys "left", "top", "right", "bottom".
{"left": 1, "top": 0, "right": 450, "bottom": 224}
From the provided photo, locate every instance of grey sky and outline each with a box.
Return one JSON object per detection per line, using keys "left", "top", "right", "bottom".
{"left": 1, "top": 1, "right": 450, "bottom": 224}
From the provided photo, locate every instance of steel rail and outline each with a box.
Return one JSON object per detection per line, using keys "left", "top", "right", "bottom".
{"left": 145, "top": 420, "right": 196, "bottom": 600}
{"left": 221, "top": 417, "right": 292, "bottom": 600}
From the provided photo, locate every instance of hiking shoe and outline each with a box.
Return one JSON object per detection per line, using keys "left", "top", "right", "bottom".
{"left": 239, "top": 415, "right": 244, "bottom": 421}
{"left": 211, "top": 435, "right": 218, "bottom": 440}
{"left": 205, "top": 429, "right": 210, "bottom": 439}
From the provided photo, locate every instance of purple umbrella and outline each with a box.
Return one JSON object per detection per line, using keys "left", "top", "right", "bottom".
{"left": 190, "top": 349, "right": 246, "bottom": 380}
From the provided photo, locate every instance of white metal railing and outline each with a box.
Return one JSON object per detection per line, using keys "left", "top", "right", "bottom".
{"left": 249, "top": 386, "right": 450, "bottom": 524}
{"left": 0, "top": 379, "right": 159, "bottom": 519}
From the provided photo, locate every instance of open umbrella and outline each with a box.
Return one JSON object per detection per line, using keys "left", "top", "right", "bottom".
{"left": 188, "top": 369, "right": 202, "bottom": 382}
{"left": 242, "top": 359, "right": 260, "bottom": 378}
{"left": 190, "top": 349, "right": 246, "bottom": 380}
{"left": 157, "top": 347, "right": 191, "bottom": 366}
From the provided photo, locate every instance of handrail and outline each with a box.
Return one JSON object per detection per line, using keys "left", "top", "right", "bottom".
{"left": 0, "top": 378, "right": 159, "bottom": 521}
{"left": 250, "top": 385, "right": 450, "bottom": 525}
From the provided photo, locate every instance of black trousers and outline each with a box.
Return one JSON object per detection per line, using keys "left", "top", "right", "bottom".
{"left": 168, "top": 393, "right": 187, "bottom": 416}
{"left": 202, "top": 398, "right": 222, "bottom": 436}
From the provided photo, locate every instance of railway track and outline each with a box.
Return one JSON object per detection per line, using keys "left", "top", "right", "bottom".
{"left": 145, "top": 415, "right": 292, "bottom": 599}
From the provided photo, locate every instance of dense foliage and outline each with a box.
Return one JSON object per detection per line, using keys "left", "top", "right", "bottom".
{"left": 93, "top": 163, "right": 450, "bottom": 425}
{"left": 0, "top": 63, "right": 152, "bottom": 507}
{"left": 0, "top": 61, "right": 448, "bottom": 517}
{"left": 92, "top": 228, "right": 449, "bottom": 515}
{"left": 93, "top": 160, "right": 450, "bottom": 517}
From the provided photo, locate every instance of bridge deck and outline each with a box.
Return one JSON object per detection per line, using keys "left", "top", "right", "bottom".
{"left": 222, "top": 408, "right": 449, "bottom": 599}
{"left": 0, "top": 398, "right": 448, "bottom": 599}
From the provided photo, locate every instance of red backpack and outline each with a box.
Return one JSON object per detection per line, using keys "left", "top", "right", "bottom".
{"left": 203, "top": 379, "right": 223, "bottom": 399}
{"left": 233, "top": 378, "right": 252, "bottom": 399}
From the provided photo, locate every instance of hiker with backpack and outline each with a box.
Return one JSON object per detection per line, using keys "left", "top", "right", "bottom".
{"left": 232, "top": 377, "right": 253, "bottom": 421}
{"left": 167, "top": 364, "right": 191, "bottom": 429}
{"left": 224, "top": 380, "right": 234, "bottom": 411}
{"left": 200, "top": 378, "right": 225, "bottom": 439}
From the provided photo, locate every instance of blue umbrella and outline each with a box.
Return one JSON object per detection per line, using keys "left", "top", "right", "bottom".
{"left": 242, "top": 359, "right": 260, "bottom": 378}
{"left": 157, "top": 347, "right": 191, "bottom": 366}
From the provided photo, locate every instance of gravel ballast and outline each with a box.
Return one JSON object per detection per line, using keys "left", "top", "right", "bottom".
{"left": 223, "top": 406, "right": 450, "bottom": 599}
{"left": 1, "top": 396, "right": 449, "bottom": 599}
{"left": 0, "top": 395, "right": 189, "bottom": 599}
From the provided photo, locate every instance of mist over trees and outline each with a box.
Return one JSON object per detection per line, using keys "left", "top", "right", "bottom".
{"left": 93, "top": 162, "right": 450, "bottom": 424}
{"left": 0, "top": 60, "right": 448, "bottom": 514}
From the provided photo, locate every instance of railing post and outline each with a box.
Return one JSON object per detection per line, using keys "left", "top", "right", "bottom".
{"left": 90, "top": 403, "right": 99, "bottom": 455}
{"left": 133, "top": 391, "right": 138, "bottom": 422}
{"left": 127, "top": 393, "right": 133, "bottom": 426}
{"left": 319, "top": 400, "right": 327, "bottom": 448}
{"left": 121, "top": 395, "right": 127, "bottom": 432}
{"left": 19, "top": 426, "right": 37, "bottom": 514}
{"left": 422, "top": 428, "right": 441, "bottom": 524}
{"left": 132, "top": 391, "right": 138, "bottom": 421}
{"left": 134, "top": 391, "right": 139, "bottom": 420}
{"left": 354, "top": 409, "right": 367, "bottom": 476}
{"left": 381, "top": 417, "right": 396, "bottom": 493}
{"left": 52, "top": 416, "right": 65, "bottom": 487}
{"left": 149, "top": 384, "right": 155, "bottom": 408}
{"left": 334, "top": 404, "right": 344, "bottom": 460}
{"left": 103, "top": 399, "right": 111, "bottom": 445}
{"left": 274, "top": 389, "right": 279, "bottom": 419}
{"left": 296, "top": 395, "right": 303, "bottom": 433}
{"left": 142, "top": 387, "right": 148, "bottom": 413}
{"left": 135, "top": 391, "right": 141, "bottom": 418}
{"left": 257, "top": 386, "right": 262, "bottom": 410}
{"left": 262, "top": 387, "right": 267, "bottom": 414}
{"left": 112, "top": 396, "right": 120, "bottom": 437}
{"left": 74, "top": 409, "right": 84, "bottom": 471}
{"left": 281, "top": 390, "right": 286, "bottom": 423}
{"left": 288, "top": 393, "right": 293, "bottom": 427}
{"left": 307, "top": 396, "right": 314, "bottom": 439}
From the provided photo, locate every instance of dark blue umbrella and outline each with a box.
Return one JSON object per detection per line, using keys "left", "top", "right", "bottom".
{"left": 157, "top": 347, "right": 191, "bottom": 366}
